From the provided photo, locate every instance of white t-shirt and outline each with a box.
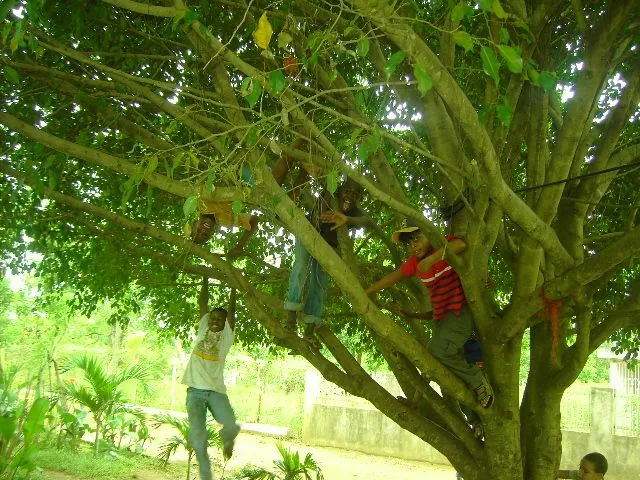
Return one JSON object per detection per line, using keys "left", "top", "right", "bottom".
{"left": 181, "top": 313, "right": 235, "bottom": 393}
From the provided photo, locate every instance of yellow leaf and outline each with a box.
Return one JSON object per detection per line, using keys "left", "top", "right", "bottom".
{"left": 253, "top": 12, "right": 273, "bottom": 50}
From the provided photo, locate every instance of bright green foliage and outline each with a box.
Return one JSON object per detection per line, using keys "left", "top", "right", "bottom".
{"left": 153, "top": 413, "right": 221, "bottom": 480}
{"left": 0, "top": 366, "right": 51, "bottom": 478}
{"left": 236, "top": 442, "right": 324, "bottom": 480}
{"left": 63, "top": 355, "right": 153, "bottom": 455}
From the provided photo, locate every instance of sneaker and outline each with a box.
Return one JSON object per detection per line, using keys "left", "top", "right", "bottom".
{"left": 223, "top": 440, "right": 234, "bottom": 460}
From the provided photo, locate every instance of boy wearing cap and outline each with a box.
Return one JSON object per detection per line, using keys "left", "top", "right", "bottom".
{"left": 365, "top": 219, "right": 493, "bottom": 408}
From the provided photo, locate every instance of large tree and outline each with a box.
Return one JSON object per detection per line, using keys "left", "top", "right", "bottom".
{"left": 1, "top": 1, "right": 639, "bottom": 479}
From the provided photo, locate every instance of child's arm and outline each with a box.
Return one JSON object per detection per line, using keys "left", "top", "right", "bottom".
{"left": 227, "top": 288, "right": 237, "bottom": 331}
{"left": 417, "top": 238, "right": 466, "bottom": 273}
{"left": 199, "top": 277, "right": 209, "bottom": 318}
{"left": 321, "top": 211, "right": 372, "bottom": 230}
{"left": 365, "top": 268, "right": 406, "bottom": 295}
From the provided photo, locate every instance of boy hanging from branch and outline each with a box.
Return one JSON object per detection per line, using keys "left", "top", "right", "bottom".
{"left": 182, "top": 278, "right": 240, "bottom": 480}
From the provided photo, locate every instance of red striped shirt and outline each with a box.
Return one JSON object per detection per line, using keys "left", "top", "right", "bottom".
{"left": 400, "top": 237, "right": 466, "bottom": 321}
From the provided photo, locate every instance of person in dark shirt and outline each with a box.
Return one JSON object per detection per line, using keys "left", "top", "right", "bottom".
{"left": 366, "top": 219, "right": 494, "bottom": 408}
{"left": 284, "top": 179, "right": 370, "bottom": 348}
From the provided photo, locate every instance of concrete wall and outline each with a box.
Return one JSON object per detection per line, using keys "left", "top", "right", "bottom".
{"left": 303, "top": 383, "right": 639, "bottom": 478}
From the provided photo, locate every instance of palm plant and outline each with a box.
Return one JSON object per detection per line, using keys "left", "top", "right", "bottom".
{"left": 153, "top": 413, "right": 221, "bottom": 480}
{"left": 237, "top": 443, "right": 324, "bottom": 480}
{"left": 62, "top": 355, "right": 151, "bottom": 455}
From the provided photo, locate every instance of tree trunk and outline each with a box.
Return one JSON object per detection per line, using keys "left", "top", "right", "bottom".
{"left": 94, "top": 418, "right": 101, "bottom": 456}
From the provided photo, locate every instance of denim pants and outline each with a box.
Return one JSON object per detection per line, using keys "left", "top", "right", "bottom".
{"left": 186, "top": 387, "right": 240, "bottom": 480}
{"left": 284, "top": 240, "right": 328, "bottom": 326}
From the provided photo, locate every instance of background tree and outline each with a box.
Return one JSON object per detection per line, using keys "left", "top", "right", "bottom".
{"left": 0, "top": 1, "right": 638, "bottom": 479}
{"left": 63, "top": 355, "right": 152, "bottom": 455}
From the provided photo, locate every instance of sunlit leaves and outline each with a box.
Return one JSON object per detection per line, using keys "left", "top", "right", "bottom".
{"left": 480, "top": 46, "right": 500, "bottom": 85}
{"left": 453, "top": 31, "right": 474, "bottom": 52}
{"left": 413, "top": 64, "right": 433, "bottom": 97}
{"left": 384, "top": 51, "right": 406, "bottom": 78}
{"left": 498, "top": 45, "right": 523, "bottom": 73}
{"left": 253, "top": 12, "right": 273, "bottom": 50}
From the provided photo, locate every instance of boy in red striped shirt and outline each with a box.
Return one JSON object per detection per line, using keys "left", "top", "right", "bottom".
{"left": 365, "top": 219, "right": 493, "bottom": 408}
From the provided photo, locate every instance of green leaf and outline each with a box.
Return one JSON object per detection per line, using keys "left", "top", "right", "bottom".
{"left": 306, "top": 51, "right": 319, "bottom": 67}
{"left": 356, "top": 37, "right": 370, "bottom": 58}
{"left": 3, "top": 65, "right": 19, "bottom": 84}
{"left": 23, "top": 397, "right": 50, "bottom": 441}
{"left": 413, "top": 64, "right": 433, "bottom": 97}
{"left": 172, "top": 9, "right": 186, "bottom": 30}
{"left": 451, "top": 2, "right": 473, "bottom": 23}
{"left": 480, "top": 46, "right": 500, "bottom": 85}
{"left": 33, "top": 143, "right": 45, "bottom": 155}
{"left": 183, "top": 10, "right": 200, "bottom": 26}
{"left": 480, "top": 0, "right": 506, "bottom": 18}
{"left": 539, "top": 71, "right": 557, "bottom": 92}
{"left": 499, "top": 27, "right": 510, "bottom": 45}
{"left": 246, "top": 127, "right": 259, "bottom": 147}
{"left": 307, "top": 31, "right": 323, "bottom": 51}
{"left": 327, "top": 170, "right": 339, "bottom": 196}
{"left": 453, "top": 31, "right": 474, "bottom": 53}
{"left": 183, "top": 196, "right": 199, "bottom": 219}
{"left": 269, "top": 70, "right": 286, "bottom": 95}
{"left": 146, "top": 155, "right": 158, "bottom": 174}
{"left": 527, "top": 66, "right": 540, "bottom": 85}
{"left": 354, "top": 91, "right": 366, "bottom": 111}
{"left": 277, "top": 31, "right": 292, "bottom": 49}
{"left": 245, "top": 79, "right": 262, "bottom": 108}
{"left": 492, "top": 0, "right": 507, "bottom": 18}
{"left": 205, "top": 171, "right": 216, "bottom": 192}
{"left": 384, "top": 51, "right": 406, "bottom": 78}
{"left": 496, "top": 101, "right": 512, "bottom": 127}
{"left": 0, "top": 416, "right": 17, "bottom": 441}
{"left": 498, "top": 45, "right": 523, "bottom": 73}
{"left": 0, "top": 1, "right": 17, "bottom": 22}
{"left": 231, "top": 199, "right": 243, "bottom": 216}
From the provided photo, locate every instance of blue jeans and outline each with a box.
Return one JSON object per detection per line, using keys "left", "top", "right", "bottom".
{"left": 186, "top": 388, "right": 240, "bottom": 480}
{"left": 284, "top": 240, "right": 328, "bottom": 326}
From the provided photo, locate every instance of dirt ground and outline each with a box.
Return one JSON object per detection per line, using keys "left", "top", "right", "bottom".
{"left": 42, "top": 431, "right": 459, "bottom": 479}
{"left": 220, "top": 432, "right": 458, "bottom": 479}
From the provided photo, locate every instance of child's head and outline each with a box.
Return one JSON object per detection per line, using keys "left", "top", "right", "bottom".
{"left": 337, "top": 179, "right": 362, "bottom": 212}
{"left": 208, "top": 307, "right": 228, "bottom": 332}
{"left": 391, "top": 219, "right": 431, "bottom": 259}
{"left": 578, "top": 452, "right": 608, "bottom": 480}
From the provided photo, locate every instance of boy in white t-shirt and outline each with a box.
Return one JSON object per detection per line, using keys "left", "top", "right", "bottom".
{"left": 182, "top": 278, "right": 240, "bottom": 480}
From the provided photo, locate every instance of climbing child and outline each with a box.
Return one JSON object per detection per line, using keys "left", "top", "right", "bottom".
{"left": 365, "top": 218, "right": 494, "bottom": 408}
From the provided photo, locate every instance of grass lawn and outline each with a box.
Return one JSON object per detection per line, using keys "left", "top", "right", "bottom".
{"left": 29, "top": 445, "right": 185, "bottom": 480}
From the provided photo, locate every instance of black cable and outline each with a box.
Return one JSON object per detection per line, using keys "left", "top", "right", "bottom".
{"left": 513, "top": 158, "right": 640, "bottom": 194}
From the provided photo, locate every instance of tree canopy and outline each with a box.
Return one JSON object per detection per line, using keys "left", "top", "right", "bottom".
{"left": 1, "top": 1, "right": 639, "bottom": 479}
